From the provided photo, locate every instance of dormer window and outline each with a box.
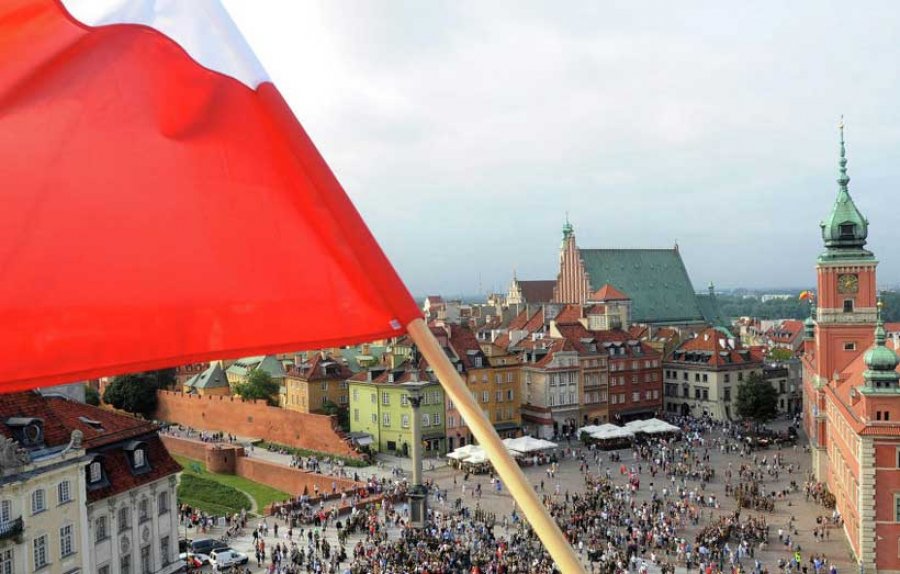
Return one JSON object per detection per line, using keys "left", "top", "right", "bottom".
{"left": 5, "top": 417, "right": 44, "bottom": 449}
{"left": 89, "top": 461, "right": 102, "bottom": 483}
{"left": 124, "top": 441, "right": 150, "bottom": 474}
{"left": 839, "top": 223, "right": 856, "bottom": 239}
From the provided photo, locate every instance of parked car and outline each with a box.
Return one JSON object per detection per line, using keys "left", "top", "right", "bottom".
{"left": 177, "top": 551, "right": 211, "bottom": 570}
{"left": 189, "top": 538, "right": 228, "bottom": 555}
{"left": 209, "top": 548, "right": 249, "bottom": 568}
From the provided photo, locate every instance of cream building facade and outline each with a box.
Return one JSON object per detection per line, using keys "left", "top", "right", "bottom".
{"left": 0, "top": 429, "right": 89, "bottom": 574}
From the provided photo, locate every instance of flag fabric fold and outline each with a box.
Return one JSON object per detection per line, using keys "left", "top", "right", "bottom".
{"left": 0, "top": 0, "right": 421, "bottom": 390}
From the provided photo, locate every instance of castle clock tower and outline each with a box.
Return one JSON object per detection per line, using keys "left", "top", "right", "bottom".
{"left": 814, "top": 121, "right": 878, "bottom": 380}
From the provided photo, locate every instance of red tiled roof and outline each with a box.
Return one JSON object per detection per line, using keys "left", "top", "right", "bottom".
{"left": 86, "top": 434, "right": 181, "bottom": 503}
{"left": 554, "top": 304, "right": 583, "bottom": 325}
{"left": 0, "top": 393, "right": 180, "bottom": 503}
{"left": 628, "top": 325, "right": 647, "bottom": 339}
{"left": 668, "top": 327, "right": 759, "bottom": 367}
{"left": 447, "top": 325, "right": 486, "bottom": 371}
{"left": 590, "top": 283, "right": 629, "bottom": 301}
{"left": 288, "top": 353, "right": 354, "bottom": 382}
{"left": 765, "top": 320, "right": 804, "bottom": 343}
{"left": 517, "top": 280, "right": 556, "bottom": 303}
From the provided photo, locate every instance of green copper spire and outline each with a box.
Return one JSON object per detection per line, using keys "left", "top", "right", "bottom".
{"left": 820, "top": 117, "right": 871, "bottom": 261}
{"left": 562, "top": 213, "right": 574, "bottom": 240}
{"left": 863, "top": 300, "right": 900, "bottom": 390}
{"left": 803, "top": 294, "right": 816, "bottom": 340}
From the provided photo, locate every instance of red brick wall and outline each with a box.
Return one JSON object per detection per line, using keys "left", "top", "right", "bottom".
{"left": 161, "top": 435, "right": 209, "bottom": 461}
{"left": 234, "top": 457, "right": 358, "bottom": 496}
{"left": 155, "top": 391, "right": 360, "bottom": 459}
{"left": 160, "top": 435, "right": 360, "bottom": 501}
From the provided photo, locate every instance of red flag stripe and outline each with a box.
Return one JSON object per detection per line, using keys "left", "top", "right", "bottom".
{"left": 0, "top": 0, "right": 420, "bottom": 390}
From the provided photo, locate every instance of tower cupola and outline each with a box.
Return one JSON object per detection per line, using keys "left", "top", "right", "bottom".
{"left": 820, "top": 119, "right": 871, "bottom": 260}
{"left": 863, "top": 301, "right": 899, "bottom": 390}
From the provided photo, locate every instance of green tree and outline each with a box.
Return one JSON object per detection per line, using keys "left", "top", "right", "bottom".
{"left": 322, "top": 400, "right": 350, "bottom": 431}
{"left": 102, "top": 373, "right": 159, "bottom": 418}
{"left": 767, "top": 348, "right": 795, "bottom": 362}
{"left": 735, "top": 372, "right": 779, "bottom": 422}
{"left": 84, "top": 385, "right": 100, "bottom": 406}
{"left": 148, "top": 368, "right": 178, "bottom": 390}
{"left": 233, "top": 369, "right": 280, "bottom": 405}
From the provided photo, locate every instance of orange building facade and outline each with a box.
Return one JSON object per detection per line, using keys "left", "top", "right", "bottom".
{"left": 802, "top": 127, "right": 900, "bottom": 573}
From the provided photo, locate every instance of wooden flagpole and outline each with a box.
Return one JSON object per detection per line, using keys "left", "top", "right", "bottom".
{"left": 406, "top": 318, "right": 585, "bottom": 574}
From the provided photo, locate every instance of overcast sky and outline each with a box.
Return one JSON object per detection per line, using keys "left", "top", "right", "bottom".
{"left": 222, "top": 1, "right": 900, "bottom": 297}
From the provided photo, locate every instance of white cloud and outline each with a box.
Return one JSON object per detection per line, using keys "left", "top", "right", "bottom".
{"left": 223, "top": 0, "right": 900, "bottom": 295}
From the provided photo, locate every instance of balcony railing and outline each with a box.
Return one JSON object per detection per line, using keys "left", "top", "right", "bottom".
{"left": 0, "top": 517, "right": 23, "bottom": 541}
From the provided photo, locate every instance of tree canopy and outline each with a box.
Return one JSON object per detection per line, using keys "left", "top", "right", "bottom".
{"left": 102, "top": 373, "right": 159, "bottom": 418}
{"left": 84, "top": 384, "right": 100, "bottom": 406}
{"left": 767, "top": 348, "right": 795, "bottom": 362}
{"left": 735, "top": 372, "right": 779, "bottom": 422}
{"left": 233, "top": 369, "right": 280, "bottom": 406}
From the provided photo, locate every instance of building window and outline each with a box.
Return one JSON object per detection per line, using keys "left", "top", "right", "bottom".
{"left": 31, "top": 489, "right": 46, "bottom": 514}
{"left": 118, "top": 507, "right": 130, "bottom": 533}
{"left": 401, "top": 394, "right": 408, "bottom": 406}
{"left": 703, "top": 374, "right": 709, "bottom": 382}
{"left": 737, "top": 372, "right": 743, "bottom": 382}
{"left": 99, "top": 566, "right": 110, "bottom": 574}
{"left": 382, "top": 393, "right": 390, "bottom": 405}
{"left": 33, "top": 534, "right": 48, "bottom": 570}
{"left": 895, "top": 495, "right": 900, "bottom": 521}
{"left": 371, "top": 413, "right": 377, "bottom": 424}
{"left": 160, "top": 536, "right": 170, "bottom": 566}
{"left": 632, "top": 392, "right": 639, "bottom": 402}
{"left": 1, "top": 549, "right": 13, "bottom": 574}
{"left": 0, "top": 500, "right": 9, "bottom": 526}
{"left": 140, "top": 545, "right": 151, "bottom": 574}
{"left": 59, "top": 524, "right": 74, "bottom": 558}
{"left": 57, "top": 481, "right": 71, "bottom": 505}
{"left": 133, "top": 448, "right": 145, "bottom": 468}
{"left": 89, "top": 461, "right": 102, "bottom": 484}
{"left": 724, "top": 388, "right": 731, "bottom": 402}
{"left": 482, "top": 391, "right": 489, "bottom": 403}
{"left": 158, "top": 492, "right": 169, "bottom": 515}
{"left": 507, "top": 389, "right": 514, "bottom": 401}
{"left": 434, "top": 413, "right": 441, "bottom": 426}
{"left": 844, "top": 342, "right": 856, "bottom": 351}
{"left": 724, "top": 374, "right": 730, "bottom": 383}
{"left": 382, "top": 413, "right": 391, "bottom": 427}
{"left": 844, "top": 299, "right": 854, "bottom": 313}
{"left": 138, "top": 498, "right": 149, "bottom": 523}
{"left": 370, "top": 393, "right": 376, "bottom": 404}
{"left": 507, "top": 372, "right": 514, "bottom": 383}
{"left": 353, "top": 409, "right": 359, "bottom": 422}
{"left": 352, "top": 389, "right": 358, "bottom": 401}
{"left": 121, "top": 553, "right": 132, "bottom": 574}
{"left": 95, "top": 515, "right": 108, "bottom": 542}
{"left": 422, "top": 413, "right": 431, "bottom": 426}
{"left": 401, "top": 414, "right": 409, "bottom": 428}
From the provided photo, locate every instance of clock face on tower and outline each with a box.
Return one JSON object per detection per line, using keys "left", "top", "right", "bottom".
{"left": 838, "top": 273, "right": 859, "bottom": 294}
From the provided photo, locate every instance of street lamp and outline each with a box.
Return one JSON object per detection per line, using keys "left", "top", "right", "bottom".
{"left": 403, "top": 380, "right": 429, "bottom": 529}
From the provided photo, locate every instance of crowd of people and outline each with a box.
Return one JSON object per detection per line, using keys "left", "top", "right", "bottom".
{"left": 178, "top": 413, "right": 846, "bottom": 574}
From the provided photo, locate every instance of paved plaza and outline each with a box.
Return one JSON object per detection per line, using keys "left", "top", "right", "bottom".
{"left": 182, "top": 421, "right": 856, "bottom": 573}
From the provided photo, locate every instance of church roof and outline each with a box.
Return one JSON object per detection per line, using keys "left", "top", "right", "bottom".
{"left": 695, "top": 293, "right": 730, "bottom": 330}
{"left": 517, "top": 280, "right": 556, "bottom": 303}
{"left": 578, "top": 248, "right": 705, "bottom": 325}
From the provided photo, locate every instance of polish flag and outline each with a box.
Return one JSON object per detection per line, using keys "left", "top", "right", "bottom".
{"left": 0, "top": 0, "right": 421, "bottom": 390}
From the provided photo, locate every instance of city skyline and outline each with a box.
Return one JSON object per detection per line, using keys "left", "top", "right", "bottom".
{"left": 222, "top": 1, "right": 900, "bottom": 295}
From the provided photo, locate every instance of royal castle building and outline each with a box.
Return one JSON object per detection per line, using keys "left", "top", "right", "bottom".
{"left": 802, "top": 125, "right": 900, "bottom": 573}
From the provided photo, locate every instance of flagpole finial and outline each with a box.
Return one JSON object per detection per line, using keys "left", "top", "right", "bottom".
{"left": 838, "top": 115, "right": 850, "bottom": 191}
